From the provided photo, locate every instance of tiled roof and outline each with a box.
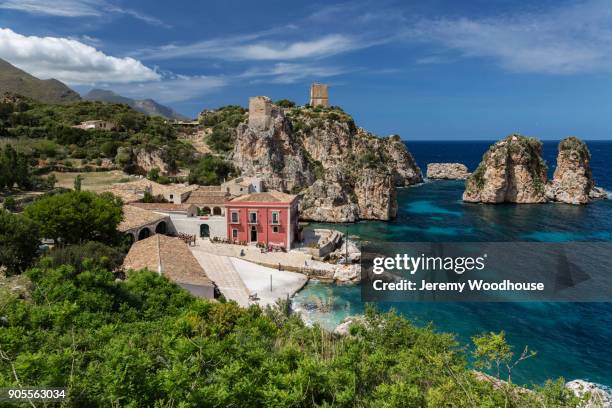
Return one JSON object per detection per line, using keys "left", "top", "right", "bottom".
{"left": 185, "top": 189, "right": 229, "bottom": 205}
{"left": 129, "top": 202, "right": 195, "bottom": 212}
{"left": 197, "top": 185, "right": 224, "bottom": 192}
{"left": 104, "top": 179, "right": 196, "bottom": 198}
{"left": 118, "top": 205, "right": 168, "bottom": 232}
{"left": 123, "top": 235, "right": 214, "bottom": 287}
{"left": 229, "top": 191, "right": 297, "bottom": 203}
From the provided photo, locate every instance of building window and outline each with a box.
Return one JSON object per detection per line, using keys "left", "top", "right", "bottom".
{"left": 232, "top": 228, "right": 238, "bottom": 239}
{"left": 169, "top": 194, "right": 174, "bottom": 200}
{"left": 271, "top": 211, "right": 280, "bottom": 225}
{"left": 272, "top": 225, "right": 279, "bottom": 233}
{"left": 230, "top": 210, "right": 239, "bottom": 223}
{"left": 248, "top": 211, "right": 257, "bottom": 224}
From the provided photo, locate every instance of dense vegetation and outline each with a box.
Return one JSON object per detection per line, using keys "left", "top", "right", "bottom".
{"left": 188, "top": 154, "right": 238, "bottom": 185}
{"left": 0, "top": 263, "right": 579, "bottom": 407}
{"left": 199, "top": 105, "right": 247, "bottom": 153}
{"left": 0, "top": 95, "right": 196, "bottom": 172}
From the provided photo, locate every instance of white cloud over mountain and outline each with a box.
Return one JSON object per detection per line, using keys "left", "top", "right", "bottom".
{"left": 0, "top": 28, "right": 161, "bottom": 84}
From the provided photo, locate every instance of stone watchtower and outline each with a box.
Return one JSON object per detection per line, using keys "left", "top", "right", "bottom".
{"left": 309, "top": 83, "right": 329, "bottom": 107}
{"left": 248, "top": 96, "right": 273, "bottom": 130}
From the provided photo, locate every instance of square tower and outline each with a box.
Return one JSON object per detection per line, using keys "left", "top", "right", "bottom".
{"left": 248, "top": 96, "right": 273, "bottom": 129}
{"left": 309, "top": 83, "right": 329, "bottom": 107}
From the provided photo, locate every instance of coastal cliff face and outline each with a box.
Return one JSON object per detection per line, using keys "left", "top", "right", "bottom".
{"left": 545, "top": 137, "right": 607, "bottom": 204}
{"left": 463, "top": 135, "right": 547, "bottom": 203}
{"left": 232, "top": 101, "right": 422, "bottom": 221}
{"left": 232, "top": 105, "right": 315, "bottom": 192}
{"left": 427, "top": 163, "right": 470, "bottom": 180}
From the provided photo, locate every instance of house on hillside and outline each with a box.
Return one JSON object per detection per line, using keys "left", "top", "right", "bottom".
{"left": 104, "top": 179, "right": 196, "bottom": 204}
{"left": 123, "top": 234, "right": 216, "bottom": 299}
{"left": 225, "top": 191, "right": 300, "bottom": 249}
{"left": 222, "top": 177, "right": 263, "bottom": 196}
{"left": 72, "top": 120, "right": 116, "bottom": 131}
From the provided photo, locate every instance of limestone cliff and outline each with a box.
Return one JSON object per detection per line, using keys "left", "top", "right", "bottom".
{"left": 232, "top": 99, "right": 422, "bottom": 221}
{"left": 545, "top": 137, "right": 607, "bottom": 204}
{"left": 463, "top": 134, "right": 548, "bottom": 203}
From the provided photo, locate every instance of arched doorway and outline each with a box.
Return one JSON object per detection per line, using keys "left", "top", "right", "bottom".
{"left": 155, "top": 221, "right": 167, "bottom": 234}
{"left": 200, "top": 224, "right": 210, "bottom": 238}
{"left": 213, "top": 206, "right": 222, "bottom": 216}
{"left": 250, "top": 225, "right": 257, "bottom": 243}
{"left": 138, "top": 227, "right": 151, "bottom": 240}
{"left": 201, "top": 206, "right": 211, "bottom": 215}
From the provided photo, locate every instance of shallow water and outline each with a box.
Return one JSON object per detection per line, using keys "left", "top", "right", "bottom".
{"left": 294, "top": 141, "right": 612, "bottom": 387}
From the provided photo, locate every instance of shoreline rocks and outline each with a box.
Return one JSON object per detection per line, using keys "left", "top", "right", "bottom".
{"left": 427, "top": 163, "right": 470, "bottom": 180}
{"left": 565, "top": 380, "right": 612, "bottom": 407}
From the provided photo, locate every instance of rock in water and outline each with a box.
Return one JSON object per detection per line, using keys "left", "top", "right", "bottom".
{"left": 463, "top": 134, "right": 548, "bottom": 203}
{"left": 545, "top": 137, "right": 608, "bottom": 204}
{"left": 565, "top": 380, "right": 612, "bottom": 408}
{"left": 233, "top": 98, "right": 422, "bottom": 221}
{"left": 427, "top": 163, "right": 470, "bottom": 180}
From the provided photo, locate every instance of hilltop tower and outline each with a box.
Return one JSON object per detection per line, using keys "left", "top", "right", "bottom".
{"left": 248, "top": 96, "right": 273, "bottom": 129}
{"left": 309, "top": 83, "right": 329, "bottom": 107}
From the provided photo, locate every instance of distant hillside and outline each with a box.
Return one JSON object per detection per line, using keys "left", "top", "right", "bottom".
{"left": 0, "top": 58, "right": 81, "bottom": 104}
{"left": 84, "top": 89, "right": 188, "bottom": 120}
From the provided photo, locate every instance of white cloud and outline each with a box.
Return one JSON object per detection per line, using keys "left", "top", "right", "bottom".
{"left": 409, "top": 0, "right": 612, "bottom": 74}
{"left": 0, "top": 0, "right": 168, "bottom": 27}
{"left": 241, "top": 63, "right": 349, "bottom": 84}
{"left": 0, "top": 27, "right": 161, "bottom": 85}
{"left": 116, "top": 75, "right": 227, "bottom": 104}
{"left": 137, "top": 33, "right": 373, "bottom": 61}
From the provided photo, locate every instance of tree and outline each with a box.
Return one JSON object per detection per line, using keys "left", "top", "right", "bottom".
{"left": 274, "top": 99, "right": 296, "bottom": 108}
{"left": 0, "top": 145, "right": 32, "bottom": 190}
{"left": 24, "top": 191, "right": 123, "bottom": 245}
{"left": 188, "top": 155, "right": 236, "bottom": 185}
{"left": 2, "top": 196, "right": 16, "bottom": 211}
{"left": 74, "top": 174, "right": 83, "bottom": 191}
{"left": 0, "top": 209, "right": 40, "bottom": 275}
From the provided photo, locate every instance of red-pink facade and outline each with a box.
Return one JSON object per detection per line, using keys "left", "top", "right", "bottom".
{"left": 225, "top": 196, "right": 299, "bottom": 249}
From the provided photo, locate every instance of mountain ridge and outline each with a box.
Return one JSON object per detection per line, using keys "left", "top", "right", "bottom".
{"left": 0, "top": 58, "right": 81, "bottom": 104}
{"left": 84, "top": 88, "right": 188, "bottom": 120}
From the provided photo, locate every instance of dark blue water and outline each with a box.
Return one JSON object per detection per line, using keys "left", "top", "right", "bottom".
{"left": 294, "top": 141, "right": 612, "bottom": 387}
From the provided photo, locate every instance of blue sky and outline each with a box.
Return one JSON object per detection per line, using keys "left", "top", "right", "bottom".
{"left": 1, "top": 0, "right": 611, "bottom": 140}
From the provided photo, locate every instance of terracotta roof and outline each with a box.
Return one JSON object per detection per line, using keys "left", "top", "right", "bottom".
{"left": 123, "top": 235, "right": 214, "bottom": 287}
{"left": 185, "top": 189, "right": 229, "bottom": 205}
{"left": 129, "top": 202, "right": 196, "bottom": 212}
{"left": 196, "top": 185, "right": 224, "bottom": 192}
{"left": 118, "top": 205, "right": 168, "bottom": 232}
{"left": 105, "top": 187, "right": 142, "bottom": 203}
{"left": 229, "top": 191, "right": 297, "bottom": 203}
{"left": 103, "top": 179, "right": 196, "bottom": 198}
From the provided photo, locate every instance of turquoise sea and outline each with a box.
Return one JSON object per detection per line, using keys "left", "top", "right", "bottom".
{"left": 294, "top": 141, "right": 612, "bottom": 387}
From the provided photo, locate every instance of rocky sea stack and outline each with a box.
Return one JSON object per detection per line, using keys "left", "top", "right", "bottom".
{"left": 427, "top": 163, "right": 470, "bottom": 180}
{"left": 463, "top": 134, "right": 547, "bottom": 203}
{"left": 545, "top": 137, "right": 607, "bottom": 204}
{"left": 232, "top": 97, "right": 422, "bottom": 221}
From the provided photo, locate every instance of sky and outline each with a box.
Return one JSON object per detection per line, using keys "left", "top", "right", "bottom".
{"left": 0, "top": 0, "right": 611, "bottom": 140}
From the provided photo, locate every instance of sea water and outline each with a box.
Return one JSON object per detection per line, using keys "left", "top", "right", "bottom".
{"left": 293, "top": 141, "right": 612, "bottom": 387}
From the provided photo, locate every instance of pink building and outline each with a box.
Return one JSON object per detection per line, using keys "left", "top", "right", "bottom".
{"left": 225, "top": 191, "right": 299, "bottom": 249}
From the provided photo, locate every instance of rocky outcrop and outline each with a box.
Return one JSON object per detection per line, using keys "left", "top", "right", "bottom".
{"left": 333, "top": 315, "right": 366, "bottom": 336}
{"left": 545, "top": 137, "right": 608, "bottom": 204}
{"left": 565, "top": 380, "right": 612, "bottom": 408}
{"left": 463, "top": 134, "right": 548, "bottom": 203}
{"left": 232, "top": 100, "right": 422, "bottom": 221}
{"left": 232, "top": 98, "right": 315, "bottom": 193}
{"left": 427, "top": 163, "right": 470, "bottom": 180}
{"left": 115, "top": 146, "right": 177, "bottom": 175}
